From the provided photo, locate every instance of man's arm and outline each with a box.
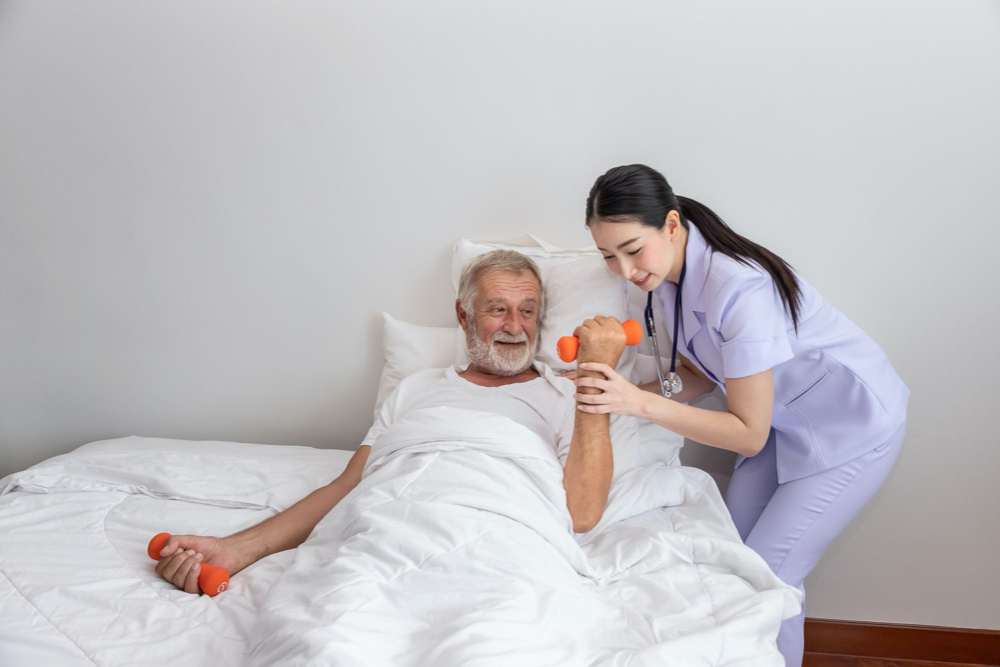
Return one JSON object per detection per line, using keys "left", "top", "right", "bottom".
{"left": 562, "top": 316, "right": 626, "bottom": 534}
{"left": 156, "top": 445, "right": 371, "bottom": 594}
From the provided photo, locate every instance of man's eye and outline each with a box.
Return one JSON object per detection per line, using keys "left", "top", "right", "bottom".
{"left": 522, "top": 310, "right": 534, "bottom": 316}
{"left": 492, "top": 308, "right": 504, "bottom": 313}
{"left": 628, "top": 248, "right": 642, "bottom": 256}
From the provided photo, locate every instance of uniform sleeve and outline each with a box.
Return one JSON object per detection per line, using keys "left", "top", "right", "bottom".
{"left": 716, "top": 270, "right": 794, "bottom": 379}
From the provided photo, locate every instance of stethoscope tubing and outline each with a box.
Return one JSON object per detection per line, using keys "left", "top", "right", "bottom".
{"left": 644, "top": 261, "right": 686, "bottom": 398}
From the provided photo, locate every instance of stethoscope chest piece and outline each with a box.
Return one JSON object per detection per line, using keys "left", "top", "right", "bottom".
{"left": 663, "top": 372, "right": 683, "bottom": 398}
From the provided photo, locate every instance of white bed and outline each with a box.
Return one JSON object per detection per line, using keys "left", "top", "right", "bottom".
{"left": 0, "top": 431, "right": 799, "bottom": 666}
{"left": 0, "top": 236, "right": 800, "bottom": 664}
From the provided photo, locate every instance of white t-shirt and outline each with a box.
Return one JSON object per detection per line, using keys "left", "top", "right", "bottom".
{"left": 362, "top": 361, "right": 577, "bottom": 465}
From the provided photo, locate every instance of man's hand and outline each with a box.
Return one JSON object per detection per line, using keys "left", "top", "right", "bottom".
{"left": 154, "top": 534, "right": 247, "bottom": 595}
{"left": 573, "top": 315, "right": 627, "bottom": 370}
{"left": 153, "top": 446, "right": 371, "bottom": 594}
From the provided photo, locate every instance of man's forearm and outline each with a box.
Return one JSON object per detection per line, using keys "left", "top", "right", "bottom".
{"left": 563, "top": 368, "right": 614, "bottom": 533}
{"left": 223, "top": 445, "right": 370, "bottom": 571}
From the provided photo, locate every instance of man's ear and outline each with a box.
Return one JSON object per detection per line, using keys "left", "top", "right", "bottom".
{"left": 456, "top": 299, "right": 469, "bottom": 334}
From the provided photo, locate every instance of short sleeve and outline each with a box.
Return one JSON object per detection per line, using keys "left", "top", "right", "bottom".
{"left": 716, "top": 271, "right": 794, "bottom": 379}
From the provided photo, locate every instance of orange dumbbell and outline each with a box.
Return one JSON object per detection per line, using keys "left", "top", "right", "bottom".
{"left": 147, "top": 533, "right": 230, "bottom": 596}
{"left": 556, "top": 318, "right": 643, "bottom": 362}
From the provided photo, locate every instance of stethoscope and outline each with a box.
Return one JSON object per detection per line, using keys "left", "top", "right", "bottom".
{"left": 644, "top": 261, "right": 686, "bottom": 398}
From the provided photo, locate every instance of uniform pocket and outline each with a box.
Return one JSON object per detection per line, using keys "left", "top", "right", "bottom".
{"left": 783, "top": 370, "right": 831, "bottom": 406}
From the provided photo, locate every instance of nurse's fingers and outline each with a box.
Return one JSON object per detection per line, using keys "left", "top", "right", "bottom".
{"left": 574, "top": 392, "right": 609, "bottom": 405}
{"left": 577, "top": 403, "right": 611, "bottom": 414}
{"left": 574, "top": 376, "right": 609, "bottom": 391}
{"left": 578, "top": 361, "right": 618, "bottom": 380}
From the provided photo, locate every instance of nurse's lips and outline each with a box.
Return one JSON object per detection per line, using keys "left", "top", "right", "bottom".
{"left": 632, "top": 274, "right": 651, "bottom": 287}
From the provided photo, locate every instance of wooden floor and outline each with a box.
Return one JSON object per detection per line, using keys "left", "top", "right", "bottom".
{"left": 805, "top": 655, "right": 996, "bottom": 667}
{"left": 802, "top": 618, "right": 1000, "bottom": 667}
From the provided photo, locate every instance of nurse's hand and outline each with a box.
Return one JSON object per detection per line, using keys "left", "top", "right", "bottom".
{"left": 573, "top": 362, "right": 647, "bottom": 417}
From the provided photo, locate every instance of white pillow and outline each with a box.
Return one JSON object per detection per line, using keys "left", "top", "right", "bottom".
{"left": 451, "top": 234, "right": 636, "bottom": 379}
{"left": 373, "top": 313, "right": 458, "bottom": 417}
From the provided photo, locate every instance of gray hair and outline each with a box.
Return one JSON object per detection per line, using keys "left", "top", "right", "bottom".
{"left": 458, "top": 249, "right": 544, "bottom": 322}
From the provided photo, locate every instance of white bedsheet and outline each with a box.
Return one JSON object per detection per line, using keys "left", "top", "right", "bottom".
{"left": 250, "top": 407, "right": 801, "bottom": 666}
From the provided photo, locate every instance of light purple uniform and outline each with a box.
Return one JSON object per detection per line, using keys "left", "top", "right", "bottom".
{"left": 655, "top": 222, "right": 909, "bottom": 665}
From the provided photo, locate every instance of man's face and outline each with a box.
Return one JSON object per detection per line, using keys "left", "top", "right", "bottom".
{"left": 460, "top": 269, "right": 541, "bottom": 377}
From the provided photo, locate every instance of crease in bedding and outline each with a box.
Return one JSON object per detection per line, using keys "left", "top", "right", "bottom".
{"left": 249, "top": 407, "right": 801, "bottom": 666}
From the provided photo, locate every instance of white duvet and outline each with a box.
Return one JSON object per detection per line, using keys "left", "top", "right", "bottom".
{"left": 249, "top": 407, "right": 801, "bottom": 666}
{"left": 0, "top": 437, "right": 355, "bottom": 667}
{"left": 0, "top": 421, "right": 799, "bottom": 667}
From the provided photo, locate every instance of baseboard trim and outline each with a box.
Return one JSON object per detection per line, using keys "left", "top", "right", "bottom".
{"left": 805, "top": 618, "right": 1000, "bottom": 665}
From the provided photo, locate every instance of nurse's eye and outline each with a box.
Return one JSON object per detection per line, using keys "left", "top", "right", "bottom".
{"left": 627, "top": 248, "right": 642, "bottom": 256}
{"left": 602, "top": 255, "right": 616, "bottom": 261}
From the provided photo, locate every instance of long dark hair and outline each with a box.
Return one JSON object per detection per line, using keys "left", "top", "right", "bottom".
{"left": 586, "top": 164, "right": 802, "bottom": 331}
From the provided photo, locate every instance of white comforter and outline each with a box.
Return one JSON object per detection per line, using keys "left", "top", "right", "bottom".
{"left": 0, "top": 437, "right": 355, "bottom": 667}
{"left": 250, "top": 407, "right": 801, "bottom": 666}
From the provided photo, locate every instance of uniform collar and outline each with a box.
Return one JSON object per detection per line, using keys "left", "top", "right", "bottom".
{"left": 678, "top": 221, "right": 711, "bottom": 348}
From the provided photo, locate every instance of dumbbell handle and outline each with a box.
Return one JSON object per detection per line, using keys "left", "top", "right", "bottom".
{"left": 556, "top": 318, "right": 643, "bottom": 362}
{"left": 147, "top": 532, "right": 230, "bottom": 596}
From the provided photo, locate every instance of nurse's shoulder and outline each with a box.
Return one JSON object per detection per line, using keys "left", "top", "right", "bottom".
{"left": 699, "top": 253, "right": 784, "bottom": 330}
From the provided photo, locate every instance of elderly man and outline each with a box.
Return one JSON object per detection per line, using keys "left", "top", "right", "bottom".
{"left": 155, "top": 250, "right": 626, "bottom": 594}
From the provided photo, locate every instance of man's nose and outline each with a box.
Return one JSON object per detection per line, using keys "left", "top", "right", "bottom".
{"left": 503, "top": 310, "right": 525, "bottom": 336}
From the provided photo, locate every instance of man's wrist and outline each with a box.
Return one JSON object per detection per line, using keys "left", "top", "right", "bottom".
{"left": 222, "top": 532, "right": 263, "bottom": 573}
{"left": 576, "top": 366, "right": 608, "bottom": 395}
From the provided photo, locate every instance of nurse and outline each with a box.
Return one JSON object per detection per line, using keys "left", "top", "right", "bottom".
{"left": 572, "top": 164, "right": 908, "bottom": 666}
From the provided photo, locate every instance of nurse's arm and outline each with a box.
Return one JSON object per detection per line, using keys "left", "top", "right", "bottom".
{"left": 638, "top": 369, "right": 774, "bottom": 457}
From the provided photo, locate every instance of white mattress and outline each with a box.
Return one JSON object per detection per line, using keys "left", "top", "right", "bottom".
{"left": 0, "top": 434, "right": 799, "bottom": 666}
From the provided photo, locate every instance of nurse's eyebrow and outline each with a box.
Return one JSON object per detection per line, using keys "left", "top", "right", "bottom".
{"left": 596, "top": 237, "right": 641, "bottom": 252}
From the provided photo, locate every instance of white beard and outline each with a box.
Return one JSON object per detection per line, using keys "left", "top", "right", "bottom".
{"left": 465, "top": 322, "right": 538, "bottom": 377}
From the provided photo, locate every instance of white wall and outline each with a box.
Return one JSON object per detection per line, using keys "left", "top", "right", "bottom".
{"left": 1, "top": 0, "right": 997, "bottom": 629}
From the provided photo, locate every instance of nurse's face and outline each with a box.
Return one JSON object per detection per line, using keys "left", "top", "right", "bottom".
{"left": 589, "top": 212, "right": 685, "bottom": 291}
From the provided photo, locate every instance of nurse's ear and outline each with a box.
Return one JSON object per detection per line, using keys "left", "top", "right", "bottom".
{"left": 663, "top": 210, "right": 683, "bottom": 241}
